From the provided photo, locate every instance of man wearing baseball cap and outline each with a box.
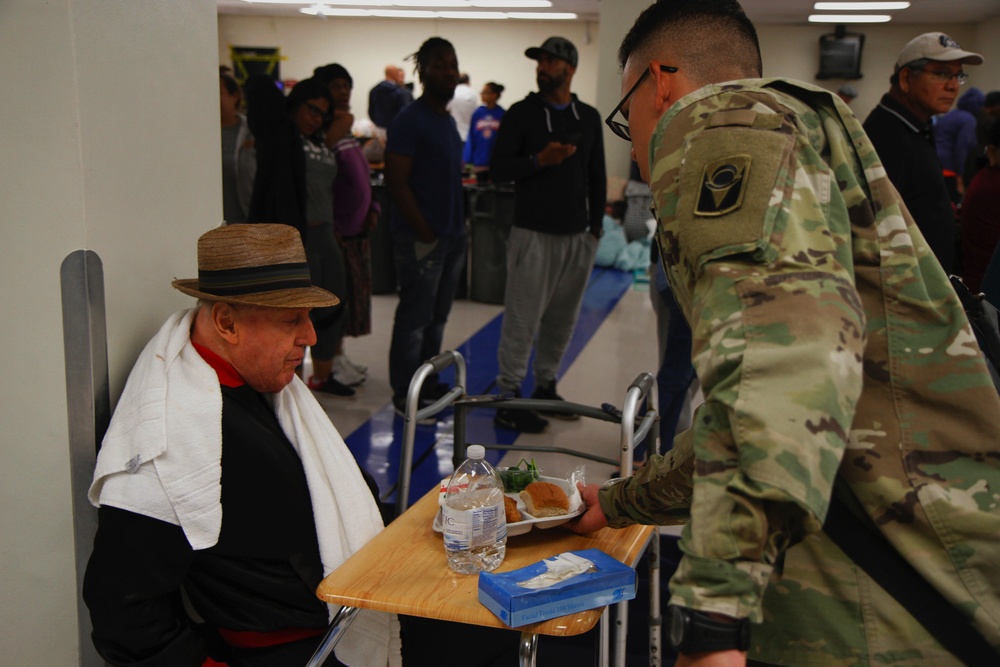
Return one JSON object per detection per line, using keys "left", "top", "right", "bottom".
{"left": 489, "top": 36, "right": 606, "bottom": 433}
{"left": 864, "top": 32, "right": 984, "bottom": 273}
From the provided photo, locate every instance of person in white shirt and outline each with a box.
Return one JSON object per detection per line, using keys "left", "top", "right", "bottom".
{"left": 448, "top": 73, "right": 478, "bottom": 141}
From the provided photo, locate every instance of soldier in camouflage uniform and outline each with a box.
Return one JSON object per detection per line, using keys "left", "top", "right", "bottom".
{"left": 571, "top": 2, "right": 1000, "bottom": 665}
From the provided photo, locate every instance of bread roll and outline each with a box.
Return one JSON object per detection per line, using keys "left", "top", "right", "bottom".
{"left": 519, "top": 481, "right": 569, "bottom": 517}
{"left": 504, "top": 495, "right": 522, "bottom": 523}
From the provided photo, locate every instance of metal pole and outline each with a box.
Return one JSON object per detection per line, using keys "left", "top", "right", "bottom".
{"left": 304, "top": 605, "right": 361, "bottom": 667}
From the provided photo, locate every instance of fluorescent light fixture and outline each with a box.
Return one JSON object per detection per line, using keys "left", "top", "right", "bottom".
{"left": 507, "top": 12, "right": 576, "bottom": 19}
{"left": 392, "top": 0, "right": 470, "bottom": 6}
{"left": 301, "top": 6, "right": 374, "bottom": 14}
{"left": 438, "top": 10, "right": 507, "bottom": 18}
{"left": 290, "top": 2, "right": 576, "bottom": 19}
{"left": 808, "top": 13, "right": 891, "bottom": 22}
{"left": 249, "top": 0, "right": 561, "bottom": 5}
{"left": 470, "top": 0, "right": 552, "bottom": 6}
{"left": 308, "top": 0, "right": 393, "bottom": 4}
{"left": 370, "top": 9, "right": 439, "bottom": 16}
{"left": 814, "top": 2, "right": 909, "bottom": 9}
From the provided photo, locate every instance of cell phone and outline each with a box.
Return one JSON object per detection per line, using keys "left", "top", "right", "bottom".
{"left": 564, "top": 132, "right": 582, "bottom": 146}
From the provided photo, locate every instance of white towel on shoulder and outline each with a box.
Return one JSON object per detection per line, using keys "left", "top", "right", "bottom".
{"left": 89, "top": 308, "right": 400, "bottom": 667}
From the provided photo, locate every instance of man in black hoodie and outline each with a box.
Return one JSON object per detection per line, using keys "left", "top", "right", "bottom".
{"left": 490, "top": 36, "right": 606, "bottom": 433}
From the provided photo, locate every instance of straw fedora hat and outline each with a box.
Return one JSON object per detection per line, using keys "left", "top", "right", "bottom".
{"left": 172, "top": 224, "right": 339, "bottom": 308}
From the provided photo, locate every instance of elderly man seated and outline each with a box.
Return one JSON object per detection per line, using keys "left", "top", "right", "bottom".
{"left": 83, "top": 224, "right": 400, "bottom": 667}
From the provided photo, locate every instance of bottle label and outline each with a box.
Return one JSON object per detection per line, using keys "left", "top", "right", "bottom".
{"left": 442, "top": 501, "right": 506, "bottom": 551}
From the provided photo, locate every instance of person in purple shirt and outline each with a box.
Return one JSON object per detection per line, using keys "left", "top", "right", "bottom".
{"left": 315, "top": 63, "right": 380, "bottom": 387}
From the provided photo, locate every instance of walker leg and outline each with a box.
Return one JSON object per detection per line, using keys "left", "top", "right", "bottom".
{"left": 304, "top": 605, "right": 360, "bottom": 667}
{"left": 518, "top": 631, "right": 538, "bottom": 667}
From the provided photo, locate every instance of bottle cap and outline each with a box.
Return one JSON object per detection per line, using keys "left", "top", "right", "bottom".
{"left": 467, "top": 445, "right": 485, "bottom": 459}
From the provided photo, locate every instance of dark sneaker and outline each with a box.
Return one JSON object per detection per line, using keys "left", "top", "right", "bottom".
{"left": 392, "top": 395, "right": 437, "bottom": 426}
{"left": 531, "top": 381, "right": 580, "bottom": 420}
{"left": 494, "top": 406, "right": 549, "bottom": 433}
{"left": 307, "top": 375, "right": 356, "bottom": 397}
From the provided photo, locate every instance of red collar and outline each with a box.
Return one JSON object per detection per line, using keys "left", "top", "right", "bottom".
{"left": 192, "top": 342, "right": 245, "bottom": 388}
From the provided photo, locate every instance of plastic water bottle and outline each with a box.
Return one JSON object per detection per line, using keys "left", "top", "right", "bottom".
{"left": 442, "top": 445, "right": 507, "bottom": 574}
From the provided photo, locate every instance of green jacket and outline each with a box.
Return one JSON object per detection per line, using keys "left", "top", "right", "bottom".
{"left": 599, "top": 79, "right": 1000, "bottom": 665}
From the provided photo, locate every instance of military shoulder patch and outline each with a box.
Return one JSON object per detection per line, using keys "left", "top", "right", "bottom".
{"left": 675, "top": 125, "right": 794, "bottom": 275}
{"left": 695, "top": 155, "right": 751, "bottom": 217}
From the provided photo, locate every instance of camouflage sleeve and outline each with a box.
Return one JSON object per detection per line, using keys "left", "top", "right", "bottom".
{"left": 598, "top": 428, "right": 695, "bottom": 527}
{"left": 636, "top": 91, "right": 868, "bottom": 621}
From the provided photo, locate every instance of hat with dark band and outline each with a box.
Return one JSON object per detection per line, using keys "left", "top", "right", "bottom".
{"left": 525, "top": 36, "right": 578, "bottom": 68}
{"left": 172, "top": 224, "right": 339, "bottom": 308}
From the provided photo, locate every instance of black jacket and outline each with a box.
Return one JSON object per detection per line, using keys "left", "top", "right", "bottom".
{"left": 490, "top": 92, "right": 606, "bottom": 236}
{"left": 246, "top": 75, "right": 308, "bottom": 241}
{"left": 83, "top": 383, "right": 384, "bottom": 666}
{"left": 863, "top": 93, "right": 956, "bottom": 272}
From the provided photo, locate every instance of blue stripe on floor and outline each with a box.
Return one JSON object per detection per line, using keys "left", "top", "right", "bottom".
{"left": 345, "top": 267, "right": 635, "bottom": 508}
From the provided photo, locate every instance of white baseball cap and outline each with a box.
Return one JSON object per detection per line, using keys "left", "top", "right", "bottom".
{"left": 895, "top": 32, "right": 983, "bottom": 70}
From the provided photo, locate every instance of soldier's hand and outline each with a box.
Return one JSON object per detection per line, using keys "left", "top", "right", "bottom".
{"left": 568, "top": 483, "right": 608, "bottom": 534}
{"left": 537, "top": 141, "right": 576, "bottom": 167}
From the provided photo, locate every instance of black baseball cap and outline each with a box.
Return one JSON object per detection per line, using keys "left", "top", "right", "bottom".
{"left": 525, "top": 36, "right": 578, "bottom": 68}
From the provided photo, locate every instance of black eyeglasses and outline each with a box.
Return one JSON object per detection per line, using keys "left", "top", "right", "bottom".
{"left": 605, "top": 64, "right": 678, "bottom": 142}
{"left": 919, "top": 68, "right": 969, "bottom": 86}
{"left": 305, "top": 102, "right": 332, "bottom": 123}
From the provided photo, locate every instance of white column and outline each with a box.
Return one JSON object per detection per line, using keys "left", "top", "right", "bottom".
{"left": 0, "top": 1, "right": 219, "bottom": 663}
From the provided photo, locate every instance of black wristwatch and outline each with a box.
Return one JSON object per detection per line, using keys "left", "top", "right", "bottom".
{"left": 667, "top": 605, "right": 751, "bottom": 654}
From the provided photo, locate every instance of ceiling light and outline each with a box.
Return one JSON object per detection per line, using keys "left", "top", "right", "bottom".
{"left": 391, "top": 0, "right": 471, "bottom": 6}
{"left": 813, "top": 2, "right": 909, "bottom": 9}
{"left": 470, "top": 0, "right": 552, "bottom": 6}
{"left": 438, "top": 10, "right": 507, "bottom": 18}
{"left": 370, "top": 9, "right": 439, "bottom": 16}
{"left": 300, "top": 6, "right": 374, "bottom": 14}
{"left": 507, "top": 11, "right": 576, "bottom": 19}
{"left": 292, "top": 3, "right": 576, "bottom": 19}
{"left": 808, "top": 14, "right": 891, "bottom": 22}
{"left": 308, "top": 0, "right": 392, "bottom": 5}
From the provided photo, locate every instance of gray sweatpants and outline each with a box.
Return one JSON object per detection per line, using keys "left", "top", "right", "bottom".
{"left": 496, "top": 226, "right": 598, "bottom": 392}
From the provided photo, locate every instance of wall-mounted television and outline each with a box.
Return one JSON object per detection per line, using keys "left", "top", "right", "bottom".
{"left": 817, "top": 29, "right": 864, "bottom": 80}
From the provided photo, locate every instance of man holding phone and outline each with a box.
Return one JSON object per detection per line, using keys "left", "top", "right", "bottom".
{"left": 490, "top": 36, "right": 606, "bottom": 433}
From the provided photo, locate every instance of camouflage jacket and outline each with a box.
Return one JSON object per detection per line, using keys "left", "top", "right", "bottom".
{"left": 598, "top": 79, "right": 1000, "bottom": 665}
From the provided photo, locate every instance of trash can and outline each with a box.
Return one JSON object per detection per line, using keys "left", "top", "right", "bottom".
{"left": 469, "top": 185, "right": 514, "bottom": 304}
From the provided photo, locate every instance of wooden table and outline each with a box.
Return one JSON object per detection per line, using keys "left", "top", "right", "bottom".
{"left": 308, "top": 487, "right": 656, "bottom": 666}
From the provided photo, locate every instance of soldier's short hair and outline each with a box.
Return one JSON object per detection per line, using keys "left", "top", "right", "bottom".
{"left": 618, "top": 0, "right": 762, "bottom": 82}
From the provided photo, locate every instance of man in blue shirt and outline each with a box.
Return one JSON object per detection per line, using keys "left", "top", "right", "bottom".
{"left": 385, "top": 38, "right": 466, "bottom": 416}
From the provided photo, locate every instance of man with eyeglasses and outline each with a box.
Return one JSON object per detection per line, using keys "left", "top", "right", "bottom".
{"left": 571, "top": 2, "right": 1000, "bottom": 666}
{"left": 863, "top": 32, "right": 983, "bottom": 274}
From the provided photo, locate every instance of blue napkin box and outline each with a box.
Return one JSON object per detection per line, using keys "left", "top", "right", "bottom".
{"left": 477, "top": 549, "right": 637, "bottom": 627}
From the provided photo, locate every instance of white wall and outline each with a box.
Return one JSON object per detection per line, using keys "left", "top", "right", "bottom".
{"left": 0, "top": 0, "right": 219, "bottom": 663}
{"left": 220, "top": 13, "right": 997, "bottom": 183}
{"left": 218, "top": 15, "right": 601, "bottom": 119}
{"left": 973, "top": 14, "right": 1000, "bottom": 91}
